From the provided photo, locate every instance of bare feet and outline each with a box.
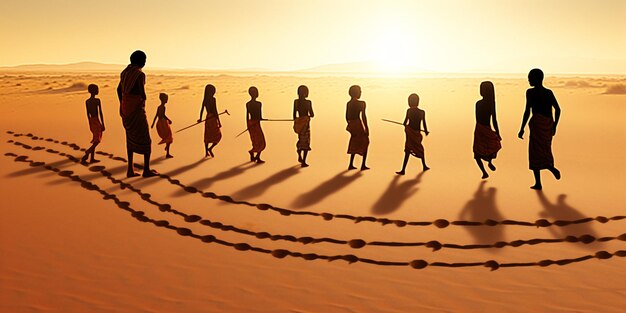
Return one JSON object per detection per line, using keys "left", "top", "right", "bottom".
{"left": 249, "top": 152, "right": 255, "bottom": 162}
{"left": 301, "top": 163, "right": 309, "bottom": 168}
{"left": 205, "top": 150, "right": 210, "bottom": 158}
{"left": 423, "top": 166, "right": 430, "bottom": 171}
{"left": 481, "top": 172, "right": 489, "bottom": 179}
{"left": 89, "top": 159, "right": 101, "bottom": 164}
{"left": 530, "top": 184, "right": 542, "bottom": 190}
{"left": 208, "top": 149, "right": 214, "bottom": 158}
{"left": 488, "top": 163, "right": 496, "bottom": 171}
{"left": 550, "top": 167, "right": 561, "bottom": 180}
{"left": 127, "top": 171, "right": 140, "bottom": 178}
{"left": 396, "top": 171, "right": 405, "bottom": 175}
{"left": 142, "top": 169, "right": 158, "bottom": 178}
{"left": 166, "top": 154, "right": 174, "bottom": 159}
{"left": 360, "top": 166, "right": 370, "bottom": 171}
{"left": 348, "top": 165, "right": 357, "bottom": 170}
{"left": 255, "top": 158, "right": 265, "bottom": 164}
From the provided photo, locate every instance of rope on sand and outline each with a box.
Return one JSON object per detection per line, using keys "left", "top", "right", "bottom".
{"left": 9, "top": 139, "right": 626, "bottom": 252}
{"left": 5, "top": 152, "right": 626, "bottom": 271}
{"left": 8, "top": 130, "right": 626, "bottom": 229}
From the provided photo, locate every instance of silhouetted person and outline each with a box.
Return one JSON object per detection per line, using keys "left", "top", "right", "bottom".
{"left": 117, "top": 50, "right": 157, "bottom": 177}
{"left": 198, "top": 84, "right": 222, "bottom": 157}
{"left": 246, "top": 86, "right": 266, "bottom": 163}
{"left": 473, "top": 81, "right": 501, "bottom": 179}
{"left": 345, "top": 85, "right": 369, "bottom": 170}
{"left": 518, "top": 68, "right": 561, "bottom": 190}
{"left": 151, "top": 93, "right": 173, "bottom": 158}
{"left": 293, "top": 85, "right": 314, "bottom": 167}
{"left": 396, "top": 93, "right": 429, "bottom": 175}
{"left": 81, "top": 84, "right": 105, "bottom": 164}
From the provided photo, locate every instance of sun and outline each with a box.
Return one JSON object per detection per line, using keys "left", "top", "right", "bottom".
{"left": 370, "top": 26, "right": 419, "bottom": 73}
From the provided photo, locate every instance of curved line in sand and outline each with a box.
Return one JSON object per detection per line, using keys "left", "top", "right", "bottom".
{"left": 8, "top": 131, "right": 626, "bottom": 229}
{"left": 10, "top": 140, "right": 626, "bottom": 252}
{"left": 6, "top": 152, "right": 626, "bottom": 271}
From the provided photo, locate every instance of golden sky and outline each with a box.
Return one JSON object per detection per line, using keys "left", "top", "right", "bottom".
{"left": 1, "top": 0, "right": 625, "bottom": 73}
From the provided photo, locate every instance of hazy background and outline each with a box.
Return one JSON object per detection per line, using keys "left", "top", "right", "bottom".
{"left": 1, "top": 0, "right": 625, "bottom": 74}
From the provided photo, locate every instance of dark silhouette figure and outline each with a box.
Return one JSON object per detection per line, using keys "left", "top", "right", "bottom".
{"left": 292, "top": 171, "right": 362, "bottom": 208}
{"left": 81, "top": 84, "right": 105, "bottom": 164}
{"left": 396, "top": 93, "right": 429, "bottom": 175}
{"left": 151, "top": 93, "right": 173, "bottom": 158}
{"left": 536, "top": 192, "right": 602, "bottom": 250}
{"left": 293, "top": 85, "right": 314, "bottom": 167}
{"left": 345, "top": 85, "right": 369, "bottom": 170}
{"left": 234, "top": 166, "right": 300, "bottom": 199}
{"left": 198, "top": 84, "right": 222, "bottom": 157}
{"left": 117, "top": 50, "right": 157, "bottom": 178}
{"left": 246, "top": 86, "right": 266, "bottom": 163}
{"left": 459, "top": 181, "right": 505, "bottom": 248}
{"left": 473, "top": 81, "right": 501, "bottom": 179}
{"left": 518, "top": 68, "right": 561, "bottom": 189}
{"left": 372, "top": 172, "right": 424, "bottom": 215}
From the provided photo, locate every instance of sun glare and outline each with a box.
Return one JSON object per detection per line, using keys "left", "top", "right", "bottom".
{"left": 371, "top": 26, "right": 418, "bottom": 73}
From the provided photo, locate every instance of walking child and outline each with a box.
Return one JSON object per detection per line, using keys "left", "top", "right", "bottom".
{"left": 345, "top": 85, "right": 370, "bottom": 170}
{"left": 198, "top": 84, "right": 222, "bottom": 157}
{"left": 151, "top": 92, "right": 173, "bottom": 158}
{"left": 81, "top": 84, "right": 105, "bottom": 164}
{"left": 473, "top": 81, "right": 501, "bottom": 179}
{"left": 246, "top": 86, "right": 266, "bottom": 163}
{"left": 293, "top": 85, "right": 314, "bottom": 167}
{"left": 396, "top": 93, "right": 429, "bottom": 175}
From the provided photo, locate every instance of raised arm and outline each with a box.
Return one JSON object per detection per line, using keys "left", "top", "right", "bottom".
{"left": 518, "top": 90, "right": 531, "bottom": 139}
{"left": 551, "top": 91, "right": 561, "bottom": 135}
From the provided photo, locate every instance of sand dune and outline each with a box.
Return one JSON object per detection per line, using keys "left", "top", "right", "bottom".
{"left": 1, "top": 72, "right": 625, "bottom": 312}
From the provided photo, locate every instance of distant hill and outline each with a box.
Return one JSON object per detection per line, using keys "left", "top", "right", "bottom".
{"left": 0, "top": 62, "right": 126, "bottom": 72}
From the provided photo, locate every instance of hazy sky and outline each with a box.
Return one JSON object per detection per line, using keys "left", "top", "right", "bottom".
{"left": 1, "top": 0, "right": 625, "bottom": 73}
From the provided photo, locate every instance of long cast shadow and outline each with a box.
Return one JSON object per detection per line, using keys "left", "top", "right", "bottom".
{"left": 536, "top": 191, "right": 603, "bottom": 250}
{"left": 82, "top": 156, "right": 166, "bottom": 181}
{"left": 132, "top": 157, "right": 204, "bottom": 188}
{"left": 171, "top": 162, "right": 255, "bottom": 197}
{"left": 291, "top": 170, "right": 362, "bottom": 208}
{"left": 233, "top": 166, "right": 300, "bottom": 199}
{"left": 459, "top": 181, "right": 505, "bottom": 252}
{"left": 371, "top": 172, "right": 424, "bottom": 215}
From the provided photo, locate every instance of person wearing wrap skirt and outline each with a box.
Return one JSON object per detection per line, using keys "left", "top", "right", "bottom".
{"left": 293, "top": 85, "right": 314, "bottom": 167}
{"left": 472, "top": 81, "right": 501, "bottom": 179}
{"left": 117, "top": 50, "right": 157, "bottom": 177}
{"left": 518, "top": 68, "right": 561, "bottom": 190}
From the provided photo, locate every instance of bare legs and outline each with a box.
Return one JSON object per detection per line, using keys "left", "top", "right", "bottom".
{"left": 205, "top": 143, "right": 218, "bottom": 157}
{"left": 165, "top": 143, "right": 173, "bottom": 158}
{"left": 126, "top": 150, "right": 157, "bottom": 178}
{"left": 475, "top": 157, "right": 495, "bottom": 179}
{"left": 81, "top": 143, "right": 100, "bottom": 164}
{"left": 531, "top": 167, "right": 561, "bottom": 190}
{"left": 396, "top": 152, "right": 429, "bottom": 175}
{"left": 249, "top": 151, "right": 264, "bottom": 163}
{"left": 348, "top": 152, "right": 369, "bottom": 171}
{"left": 297, "top": 149, "right": 309, "bottom": 167}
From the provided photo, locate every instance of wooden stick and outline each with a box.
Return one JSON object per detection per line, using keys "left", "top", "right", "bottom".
{"left": 175, "top": 110, "right": 229, "bottom": 133}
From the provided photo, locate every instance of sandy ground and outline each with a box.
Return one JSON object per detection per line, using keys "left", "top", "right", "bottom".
{"left": 1, "top": 71, "right": 625, "bottom": 312}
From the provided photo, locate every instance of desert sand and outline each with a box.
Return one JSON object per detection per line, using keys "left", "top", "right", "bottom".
{"left": 1, "top": 70, "right": 625, "bottom": 312}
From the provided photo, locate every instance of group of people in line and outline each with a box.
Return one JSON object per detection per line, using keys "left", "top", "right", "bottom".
{"left": 82, "top": 50, "right": 562, "bottom": 190}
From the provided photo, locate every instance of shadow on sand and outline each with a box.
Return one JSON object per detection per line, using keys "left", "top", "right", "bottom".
{"left": 291, "top": 170, "right": 362, "bottom": 208}
{"left": 233, "top": 165, "right": 300, "bottom": 199}
{"left": 536, "top": 191, "right": 603, "bottom": 250}
{"left": 171, "top": 162, "right": 256, "bottom": 197}
{"left": 371, "top": 172, "right": 424, "bottom": 215}
{"left": 459, "top": 181, "right": 505, "bottom": 251}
